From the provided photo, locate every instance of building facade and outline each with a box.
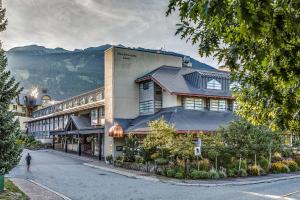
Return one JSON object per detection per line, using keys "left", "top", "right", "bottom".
{"left": 27, "top": 46, "right": 236, "bottom": 159}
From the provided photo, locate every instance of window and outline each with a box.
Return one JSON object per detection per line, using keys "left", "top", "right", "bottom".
{"left": 91, "top": 109, "right": 98, "bottom": 125}
{"left": 54, "top": 117, "right": 59, "bottom": 130}
{"left": 99, "top": 107, "right": 105, "bottom": 117}
{"left": 142, "top": 82, "right": 149, "bottom": 90}
{"left": 64, "top": 115, "right": 69, "bottom": 127}
{"left": 139, "top": 100, "right": 154, "bottom": 114}
{"left": 210, "top": 99, "right": 226, "bottom": 111}
{"left": 183, "top": 97, "right": 204, "bottom": 110}
{"left": 207, "top": 79, "right": 222, "bottom": 90}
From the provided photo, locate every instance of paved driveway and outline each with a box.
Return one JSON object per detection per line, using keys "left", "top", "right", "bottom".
{"left": 8, "top": 150, "right": 300, "bottom": 200}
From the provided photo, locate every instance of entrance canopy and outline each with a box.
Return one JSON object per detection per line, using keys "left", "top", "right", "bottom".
{"left": 50, "top": 116, "right": 104, "bottom": 135}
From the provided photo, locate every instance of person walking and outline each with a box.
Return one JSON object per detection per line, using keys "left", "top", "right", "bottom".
{"left": 25, "top": 153, "right": 32, "bottom": 172}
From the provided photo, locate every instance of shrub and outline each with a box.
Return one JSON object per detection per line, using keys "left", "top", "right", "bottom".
{"left": 189, "top": 170, "right": 210, "bottom": 179}
{"left": 199, "top": 159, "right": 210, "bottom": 171}
{"left": 292, "top": 154, "right": 300, "bottom": 166}
{"left": 237, "top": 169, "right": 248, "bottom": 177}
{"left": 166, "top": 169, "right": 176, "bottom": 177}
{"left": 258, "top": 158, "right": 270, "bottom": 172}
{"left": 247, "top": 165, "right": 264, "bottom": 176}
{"left": 106, "top": 155, "right": 113, "bottom": 164}
{"left": 218, "top": 170, "right": 227, "bottom": 178}
{"left": 189, "top": 170, "right": 200, "bottom": 179}
{"left": 271, "top": 162, "right": 290, "bottom": 173}
{"left": 155, "top": 158, "right": 169, "bottom": 166}
{"left": 198, "top": 171, "right": 210, "bottom": 179}
{"left": 134, "top": 156, "right": 144, "bottom": 164}
{"left": 272, "top": 152, "right": 283, "bottom": 162}
{"left": 282, "top": 160, "right": 299, "bottom": 172}
{"left": 227, "top": 169, "right": 238, "bottom": 177}
{"left": 115, "top": 156, "right": 124, "bottom": 165}
{"left": 209, "top": 169, "right": 220, "bottom": 179}
{"left": 228, "top": 159, "right": 247, "bottom": 170}
{"left": 174, "top": 172, "right": 184, "bottom": 179}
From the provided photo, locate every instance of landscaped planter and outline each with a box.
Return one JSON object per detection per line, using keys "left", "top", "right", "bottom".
{"left": 0, "top": 175, "right": 4, "bottom": 192}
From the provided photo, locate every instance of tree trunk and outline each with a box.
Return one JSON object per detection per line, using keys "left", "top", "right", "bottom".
{"left": 254, "top": 154, "right": 257, "bottom": 166}
{"left": 239, "top": 156, "right": 242, "bottom": 170}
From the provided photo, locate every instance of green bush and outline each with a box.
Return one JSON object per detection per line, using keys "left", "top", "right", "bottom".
{"left": 209, "top": 169, "right": 220, "bottom": 179}
{"left": 228, "top": 159, "right": 247, "bottom": 170}
{"left": 283, "top": 160, "right": 299, "bottom": 172}
{"left": 227, "top": 169, "right": 238, "bottom": 177}
{"left": 271, "top": 162, "right": 290, "bottom": 173}
{"left": 238, "top": 169, "right": 248, "bottom": 177}
{"left": 135, "top": 156, "right": 144, "bottom": 164}
{"left": 218, "top": 170, "right": 227, "bottom": 178}
{"left": 174, "top": 172, "right": 184, "bottom": 179}
{"left": 115, "top": 156, "right": 124, "bottom": 165}
{"left": 155, "top": 158, "right": 169, "bottom": 166}
{"left": 189, "top": 170, "right": 210, "bottom": 179}
{"left": 293, "top": 154, "right": 300, "bottom": 166}
{"left": 199, "top": 159, "right": 210, "bottom": 171}
{"left": 258, "top": 158, "right": 270, "bottom": 172}
{"left": 247, "top": 165, "right": 264, "bottom": 176}
{"left": 166, "top": 169, "right": 176, "bottom": 177}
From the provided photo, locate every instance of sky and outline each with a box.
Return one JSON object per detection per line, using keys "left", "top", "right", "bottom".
{"left": 0, "top": 0, "right": 220, "bottom": 67}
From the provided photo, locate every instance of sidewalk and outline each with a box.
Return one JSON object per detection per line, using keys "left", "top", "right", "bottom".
{"left": 48, "top": 149, "right": 300, "bottom": 187}
{"left": 9, "top": 178, "right": 67, "bottom": 200}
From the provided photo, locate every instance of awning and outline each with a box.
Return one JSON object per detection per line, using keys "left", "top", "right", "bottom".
{"left": 50, "top": 116, "right": 104, "bottom": 136}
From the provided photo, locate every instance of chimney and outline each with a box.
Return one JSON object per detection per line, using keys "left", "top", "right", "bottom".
{"left": 183, "top": 56, "right": 192, "bottom": 67}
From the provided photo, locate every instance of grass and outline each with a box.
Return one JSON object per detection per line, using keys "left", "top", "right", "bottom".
{"left": 0, "top": 179, "right": 29, "bottom": 200}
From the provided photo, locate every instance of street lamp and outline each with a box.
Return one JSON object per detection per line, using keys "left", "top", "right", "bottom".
{"left": 24, "top": 87, "right": 39, "bottom": 117}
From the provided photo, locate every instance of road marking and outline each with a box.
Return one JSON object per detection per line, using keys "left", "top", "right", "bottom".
{"left": 283, "top": 190, "right": 300, "bottom": 197}
{"left": 243, "top": 191, "right": 296, "bottom": 200}
{"left": 29, "top": 179, "right": 72, "bottom": 200}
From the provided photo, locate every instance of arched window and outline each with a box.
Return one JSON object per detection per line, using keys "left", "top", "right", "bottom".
{"left": 207, "top": 79, "right": 221, "bottom": 90}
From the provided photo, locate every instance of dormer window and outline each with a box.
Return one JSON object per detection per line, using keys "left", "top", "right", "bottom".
{"left": 143, "top": 82, "right": 149, "bottom": 90}
{"left": 207, "top": 79, "right": 221, "bottom": 90}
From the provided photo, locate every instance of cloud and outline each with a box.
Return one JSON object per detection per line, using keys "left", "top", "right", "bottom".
{"left": 0, "top": 0, "right": 221, "bottom": 67}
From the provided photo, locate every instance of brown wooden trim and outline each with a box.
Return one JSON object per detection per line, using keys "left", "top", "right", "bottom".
{"left": 171, "top": 92, "right": 235, "bottom": 100}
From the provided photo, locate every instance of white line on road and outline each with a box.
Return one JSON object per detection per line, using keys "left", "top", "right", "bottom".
{"left": 243, "top": 191, "right": 296, "bottom": 200}
{"left": 283, "top": 190, "right": 300, "bottom": 197}
{"left": 29, "top": 179, "right": 72, "bottom": 200}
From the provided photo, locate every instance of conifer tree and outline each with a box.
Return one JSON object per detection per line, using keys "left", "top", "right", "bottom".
{"left": 0, "top": 2, "right": 22, "bottom": 177}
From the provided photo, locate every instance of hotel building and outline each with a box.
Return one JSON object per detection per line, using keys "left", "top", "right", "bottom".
{"left": 26, "top": 46, "right": 236, "bottom": 159}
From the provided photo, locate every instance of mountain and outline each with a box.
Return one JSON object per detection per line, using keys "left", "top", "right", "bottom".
{"left": 6, "top": 44, "right": 217, "bottom": 100}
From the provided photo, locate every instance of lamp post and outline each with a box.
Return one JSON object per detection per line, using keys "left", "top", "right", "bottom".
{"left": 24, "top": 87, "right": 39, "bottom": 117}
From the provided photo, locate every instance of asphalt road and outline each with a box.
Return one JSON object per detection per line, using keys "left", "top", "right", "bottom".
{"left": 8, "top": 150, "right": 300, "bottom": 200}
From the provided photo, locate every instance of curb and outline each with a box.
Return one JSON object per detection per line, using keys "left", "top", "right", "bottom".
{"left": 83, "top": 163, "right": 160, "bottom": 182}
{"left": 29, "top": 179, "right": 72, "bottom": 200}
{"left": 83, "top": 163, "right": 300, "bottom": 187}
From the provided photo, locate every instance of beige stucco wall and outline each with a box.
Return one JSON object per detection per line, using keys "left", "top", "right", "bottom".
{"left": 162, "top": 91, "right": 181, "bottom": 108}
{"left": 104, "top": 48, "right": 114, "bottom": 157}
{"left": 112, "top": 47, "right": 182, "bottom": 119}
{"left": 104, "top": 46, "right": 183, "bottom": 157}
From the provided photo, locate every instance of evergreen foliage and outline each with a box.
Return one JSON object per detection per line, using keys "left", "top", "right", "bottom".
{"left": 0, "top": 5, "right": 22, "bottom": 175}
{"left": 167, "top": 0, "right": 300, "bottom": 133}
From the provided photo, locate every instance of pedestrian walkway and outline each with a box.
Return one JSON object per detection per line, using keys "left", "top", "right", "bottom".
{"left": 10, "top": 178, "right": 65, "bottom": 200}
{"left": 48, "top": 149, "right": 300, "bottom": 187}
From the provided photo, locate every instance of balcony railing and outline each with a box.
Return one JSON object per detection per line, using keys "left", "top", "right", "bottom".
{"left": 32, "top": 88, "right": 104, "bottom": 118}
